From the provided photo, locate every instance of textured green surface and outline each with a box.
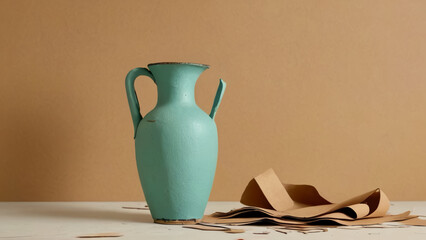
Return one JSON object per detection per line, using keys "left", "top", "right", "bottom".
{"left": 125, "top": 63, "right": 225, "bottom": 220}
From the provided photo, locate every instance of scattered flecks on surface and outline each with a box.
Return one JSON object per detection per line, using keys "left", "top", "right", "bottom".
{"left": 337, "top": 226, "right": 364, "bottom": 230}
{"left": 274, "top": 226, "right": 328, "bottom": 231}
{"left": 300, "top": 229, "right": 328, "bottom": 234}
{"left": 76, "top": 232, "right": 123, "bottom": 238}
{"left": 272, "top": 226, "right": 329, "bottom": 234}
{"left": 275, "top": 229, "right": 289, "bottom": 234}
{"left": 224, "top": 229, "right": 245, "bottom": 233}
{"left": 364, "top": 224, "right": 409, "bottom": 228}
{"left": 197, "top": 222, "right": 229, "bottom": 229}
{"left": 253, "top": 231, "right": 270, "bottom": 234}
{"left": 183, "top": 224, "right": 227, "bottom": 231}
{"left": 183, "top": 223, "right": 244, "bottom": 233}
{"left": 121, "top": 206, "right": 149, "bottom": 210}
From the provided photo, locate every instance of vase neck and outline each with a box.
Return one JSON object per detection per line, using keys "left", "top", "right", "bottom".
{"left": 157, "top": 78, "right": 197, "bottom": 105}
{"left": 148, "top": 63, "right": 208, "bottom": 105}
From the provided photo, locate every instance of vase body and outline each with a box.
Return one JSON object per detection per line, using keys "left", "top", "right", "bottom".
{"left": 125, "top": 62, "right": 226, "bottom": 223}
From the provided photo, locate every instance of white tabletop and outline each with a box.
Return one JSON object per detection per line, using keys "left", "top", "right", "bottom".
{"left": 0, "top": 201, "right": 425, "bottom": 240}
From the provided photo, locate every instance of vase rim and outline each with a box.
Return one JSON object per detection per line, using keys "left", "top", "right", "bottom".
{"left": 148, "top": 62, "right": 210, "bottom": 68}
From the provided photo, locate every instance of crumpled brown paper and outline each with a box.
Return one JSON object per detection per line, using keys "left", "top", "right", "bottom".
{"left": 202, "top": 169, "right": 426, "bottom": 227}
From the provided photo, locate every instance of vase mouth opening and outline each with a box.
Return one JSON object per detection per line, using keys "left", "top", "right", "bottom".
{"left": 148, "top": 62, "right": 210, "bottom": 68}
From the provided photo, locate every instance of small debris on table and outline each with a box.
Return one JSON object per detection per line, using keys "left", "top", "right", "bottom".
{"left": 121, "top": 206, "right": 149, "bottom": 210}
{"left": 364, "top": 224, "right": 409, "bottom": 228}
{"left": 225, "top": 228, "right": 245, "bottom": 233}
{"left": 272, "top": 225, "right": 328, "bottom": 234}
{"left": 275, "top": 229, "right": 289, "bottom": 234}
{"left": 300, "top": 229, "right": 328, "bottom": 234}
{"left": 183, "top": 223, "right": 245, "bottom": 234}
{"left": 337, "top": 226, "right": 364, "bottom": 230}
{"left": 76, "top": 232, "right": 122, "bottom": 238}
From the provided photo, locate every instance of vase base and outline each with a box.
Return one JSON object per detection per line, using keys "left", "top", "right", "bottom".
{"left": 154, "top": 218, "right": 201, "bottom": 225}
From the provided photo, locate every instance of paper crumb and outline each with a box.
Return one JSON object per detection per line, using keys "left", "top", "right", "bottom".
{"left": 77, "top": 232, "right": 122, "bottom": 238}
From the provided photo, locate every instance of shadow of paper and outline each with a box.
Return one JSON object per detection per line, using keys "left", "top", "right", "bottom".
{"left": 21, "top": 205, "right": 153, "bottom": 223}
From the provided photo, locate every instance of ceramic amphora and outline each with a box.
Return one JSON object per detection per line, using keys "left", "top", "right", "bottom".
{"left": 125, "top": 62, "right": 226, "bottom": 224}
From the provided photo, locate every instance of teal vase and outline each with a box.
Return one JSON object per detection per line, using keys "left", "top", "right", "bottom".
{"left": 125, "top": 62, "right": 226, "bottom": 224}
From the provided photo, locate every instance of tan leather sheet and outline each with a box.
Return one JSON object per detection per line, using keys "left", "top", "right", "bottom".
{"left": 203, "top": 169, "right": 424, "bottom": 227}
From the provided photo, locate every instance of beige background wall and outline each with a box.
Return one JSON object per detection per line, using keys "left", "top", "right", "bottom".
{"left": 1, "top": 0, "right": 425, "bottom": 201}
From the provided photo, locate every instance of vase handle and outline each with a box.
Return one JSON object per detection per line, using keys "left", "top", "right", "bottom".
{"left": 125, "top": 67, "right": 156, "bottom": 138}
{"left": 209, "top": 79, "right": 226, "bottom": 120}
